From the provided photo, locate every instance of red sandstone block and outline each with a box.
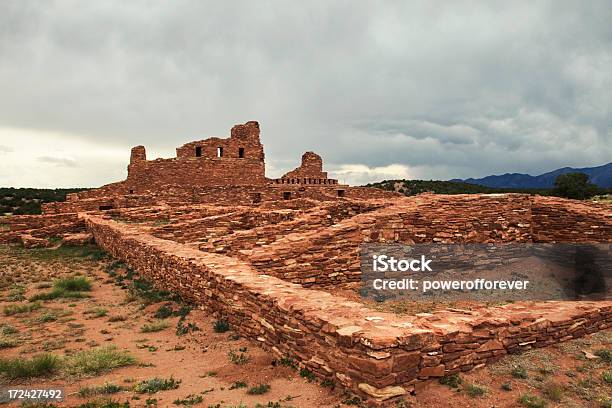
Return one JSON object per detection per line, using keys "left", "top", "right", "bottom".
{"left": 418, "top": 364, "right": 445, "bottom": 378}
{"left": 392, "top": 352, "right": 420, "bottom": 372}
{"left": 348, "top": 355, "right": 393, "bottom": 377}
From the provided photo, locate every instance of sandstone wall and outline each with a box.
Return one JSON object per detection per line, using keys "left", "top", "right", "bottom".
{"left": 247, "top": 194, "right": 534, "bottom": 286}
{"left": 532, "top": 196, "right": 612, "bottom": 242}
{"left": 84, "top": 214, "right": 612, "bottom": 406}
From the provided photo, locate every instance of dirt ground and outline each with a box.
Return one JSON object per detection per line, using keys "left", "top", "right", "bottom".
{"left": 1, "top": 244, "right": 610, "bottom": 408}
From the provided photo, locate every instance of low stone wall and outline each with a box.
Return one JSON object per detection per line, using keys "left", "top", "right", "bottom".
{"left": 246, "top": 194, "right": 535, "bottom": 286}
{"left": 532, "top": 196, "right": 612, "bottom": 242}
{"left": 84, "top": 214, "right": 612, "bottom": 406}
{"left": 0, "top": 213, "right": 85, "bottom": 244}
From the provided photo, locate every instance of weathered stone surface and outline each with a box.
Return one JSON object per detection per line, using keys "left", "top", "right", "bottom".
{"left": 357, "top": 383, "right": 407, "bottom": 401}
{"left": 1, "top": 120, "right": 610, "bottom": 408}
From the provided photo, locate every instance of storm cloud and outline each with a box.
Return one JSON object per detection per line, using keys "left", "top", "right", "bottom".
{"left": 0, "top": 1, "right": 611, "bottom": 187}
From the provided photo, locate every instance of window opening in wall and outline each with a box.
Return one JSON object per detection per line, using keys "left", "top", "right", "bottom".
{"left": 99, "top": 205, "right": 113, "bottom": 210}
{"left": 283, "top": 192, "right": 291, "bottom": 200}
{"left": 195, "top": 146, "right": 202, "bottom": 157}
{"left": 238, "top": 147, "right": 244, "bottom": 158}
{"left": 129, "top": 189, "right": 134, "bottom": 194}
{"left": 337, "top": 189, "right": 345, "bottom": 197}
{"left": 253, "top": 192, "right": 261, "bottom": 203}
{"left": 217, "top": 147, "right": 223, "bottom": 157}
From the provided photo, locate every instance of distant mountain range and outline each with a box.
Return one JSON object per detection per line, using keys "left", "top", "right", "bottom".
{"left": 453, "top": 162, "right": 612, "bottom": 188}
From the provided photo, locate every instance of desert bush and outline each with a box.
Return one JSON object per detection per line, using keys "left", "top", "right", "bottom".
{"left": 246, "top": 384, "right": 270, "bottom": 395}
{"left": 542, "top": 381, "right": 563, "bottom": 402}
{"left": 64, "top": 346, "right": 136, "bottom": 375}
{"left": 3, "top": 301, "right": 42, "bottom": 315}
{"left": 133, "top": 377, "right": 180, "bottom": 394}
{"left": 140, "top": 321, "right": 169, "bottom": 333}
{"left": 512, "top": 365, "right": 529, "bottom": 379}
{"left": 54, "top": 276, "right": 92, "bottom": 292}
{"left": 464, "top": 383, "right": 487, "bottom": 397}
{"left": 213, "top": 319, "right": 230, "bottom": 333}
{"left": 0, "top": 353, "right": 60, "bottom": 378}
{"left": 439, "top": 373, "right": 462, "bottom": 388}
{"left": 519, "top": 394, "right": 547, "bottom": 408}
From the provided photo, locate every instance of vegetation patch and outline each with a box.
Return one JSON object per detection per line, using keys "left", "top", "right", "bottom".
{"left": 173, "top": 394, "right": 203, "bottom": 406}
{"left": 541, "top": 381, "right": 564, "bottom": 402}
{"left": 213, "top": 319, "right": 230, "bottom": 333}
{"left": 464, "top": 383, "right": 487, "bottom": 398}
{"left": 439, "top": 373, "right": 463, "bottom": 388}
{"left": 228, "top": 348, "right": 250, "bottom": 365}
{"left": 511, "top": 365, "right": 529, "bottom": 379}
{"left": 78, "top": 383, "right": 126, "bottom": 397}
{"left": 519, "top": 394, "right": 547, "bottom": 408}
{"left": 595, "top": 348, "right": 612, "bottom": 363}
{"left": 246, "top": 384, "right": 271, "bottom": 395}
{"left": 64, "top": 346, "right": 136, "bottom": 376}
{"left": 0, "top": 353, "right": 60, "bottom": 379}
{"left": 140, "top": 320, "right": 170, "bottom": 333}
{"left": 55, "top": 276, "right": 92, "bottom": 292}
{"left": 133, "top": 377, "right": 181, "bottom": 394}
{"left": 3, "top": 301, "right": 43, "bottom": 315}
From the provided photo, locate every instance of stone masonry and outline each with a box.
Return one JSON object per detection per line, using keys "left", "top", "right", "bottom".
{"left": 0, "top": 121, "right": 610, "bottom": 406}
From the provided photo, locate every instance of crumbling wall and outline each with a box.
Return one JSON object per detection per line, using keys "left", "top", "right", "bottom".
{"left": 199, "top": 201, "right": 384, "bottom": 254}
{"left": 84, "top": 214, "right": 612, "bottom": 406}
{"left": 247, "top": 194, "right": 534, "bottom": 286}
{"left": 532, "top": 196, "right": 612, "bottom": 242}
{"left": 0, "top": 213, "right": 86, "bottom": 247}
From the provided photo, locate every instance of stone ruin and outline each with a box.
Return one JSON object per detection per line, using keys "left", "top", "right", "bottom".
{"left": 1, "top": 121, "right": 611, "bottom": 406}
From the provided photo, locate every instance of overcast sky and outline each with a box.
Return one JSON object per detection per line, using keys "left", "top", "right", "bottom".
{"left": 1, "top": 1, "right": 611, "bottom": 187}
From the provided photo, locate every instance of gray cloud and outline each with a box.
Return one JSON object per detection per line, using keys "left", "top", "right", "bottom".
{"left": 37, "top": 156, "right": 78, "bottom": 167}
{"left": 1, "top": 0, "right": 611, "bottom": 186}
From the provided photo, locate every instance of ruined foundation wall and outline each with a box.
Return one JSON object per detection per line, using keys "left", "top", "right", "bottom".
{"left": 247, "top": 194, "right": 534, "bottom": 286}
{"left": 531, "top": 196, "right": 612, "bottom": 242}
{"left": 84, "top": 215, "right": 612, "bottom": 405}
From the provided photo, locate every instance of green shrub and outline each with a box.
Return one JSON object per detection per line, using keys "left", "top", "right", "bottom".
{"left": 246, "top": 384, "right": 270, "bottom": 395}
{"left": 29, "top": 288, "right": 89, "bottom": 301}
{"left": 65, "top": 346, "right": 136, "bottom": 375}
{"left": 173, "top": 394, "right": 203, "bottom": 406}
{"left": 229, "top": 381, "right": 247, "bottom": 389}
{"left": 278, "top": 355, "right": 297, "bottom": 369}
{"left": 519, "top": 394, "right": 547, "bottom": 408}
{"left": 299, "top": 367, "right": 316, "bottom": 382}
{"left": 0, "top": 337, "right": 19, "bottom": 349}
{"left": 595, "top": 349, "right": 612, "bottom": 363}
{"left": 464, "top": 383, "right": 487, "bottom": 397}
{"left": 3, "top": 301, "right": 42, "bottom": 315}
{"left": 228, "top": 349, "right": 250, "bottom": 365}
{"left": 0, "top": 324, "right": 18, "bottom": 335}
{"left": 512, "top": 365, "right": 529, "bottom": 379}
{"left": 439, "top": 373, "right": 462, "bottom": 388}
{"left": 54, "top": 276, "right": 92, "bottom": 291}
{"left": 84, "top": 308, "right": 108, "bottom": 318}
{"left": 542, "top": 381, "right": 563, "bottom": 402}
{"left": 140, "top": 321, "right": 169, "bottom": 333}
{"left": 76, "top": 399, "right": 130, "bottom": 408}
{"left": 0, "top": 353, "right": 60, "bottom": 378}
{"left": 154, "top": 305, "right": 173, "bottom": 319}
{"left": 213, "top": 319, "right": 230, "bottom": 333}
{"left": 133, "top": 377, "right": 181, "bottom": 394}
{"left": 79, "top": 383, "right": 125, "bottom": 397}
{"left": 501, "top": 382, "right": 513, "bottom": 391}
{"left": 603, "top": 371, "right": 612, "bottom": 384}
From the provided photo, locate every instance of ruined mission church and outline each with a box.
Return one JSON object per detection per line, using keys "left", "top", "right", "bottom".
{"left": 44, "top": 121, "right": 389, "bottom": 214}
